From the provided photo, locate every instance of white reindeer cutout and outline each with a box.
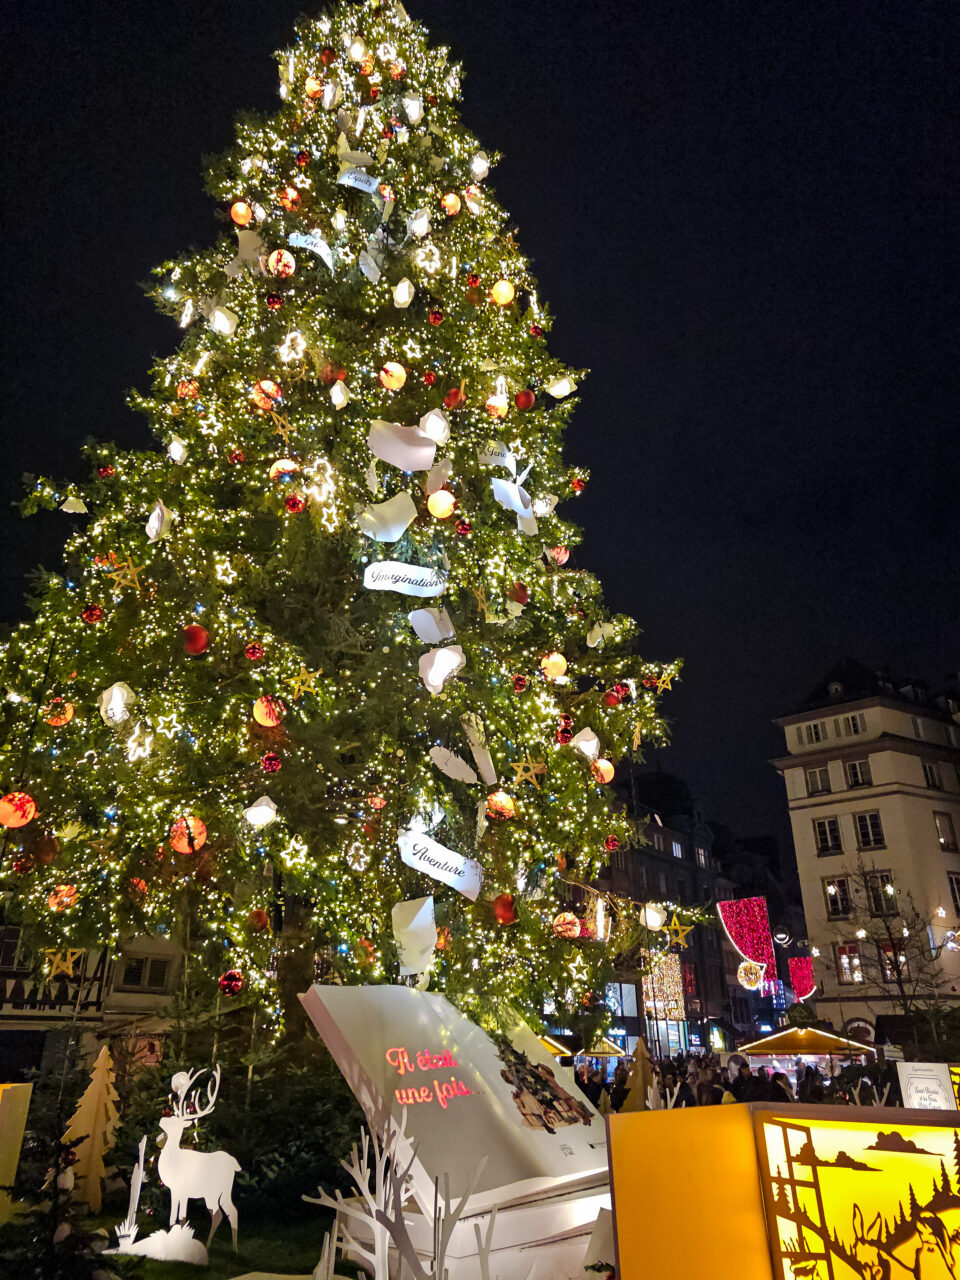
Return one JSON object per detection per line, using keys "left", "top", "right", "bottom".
{"left": 158, "top": 1065, "right": 240, "bottom": 1251}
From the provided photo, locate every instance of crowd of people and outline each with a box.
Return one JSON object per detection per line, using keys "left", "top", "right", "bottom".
{"left": 574, "top": 1050, "right": 902, "bottom": 1111}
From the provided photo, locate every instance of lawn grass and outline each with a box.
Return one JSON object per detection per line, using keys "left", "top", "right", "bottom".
{"left": 113, "top": 1208, "right": 362, "bottom": 1280}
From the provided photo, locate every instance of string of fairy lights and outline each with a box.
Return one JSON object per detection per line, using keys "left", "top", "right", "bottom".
{"left": 0, "top": 0, "right": 690, "bottom": 1034}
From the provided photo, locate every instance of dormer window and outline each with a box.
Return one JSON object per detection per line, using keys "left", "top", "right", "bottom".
{"left": 828, "top": 682, "right": 843, "bottom": 697}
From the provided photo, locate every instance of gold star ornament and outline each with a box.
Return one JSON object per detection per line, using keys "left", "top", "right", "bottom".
{"left": 509, "top": 755, "right": 547, "bottom": 788}
{"left": 43, "top": 948, "right": 85, "bottom": 979}
{"left": 665, "top": 912, "right": 694, "bottom": 949}
{"left": 287, "top": 665, "right": 322, "bottom": 700}
{"left": 106, "top": 554, "right": 146, "bottom": 595}
{"left": 656, "top": 670, "right": 674, "bottom": 694}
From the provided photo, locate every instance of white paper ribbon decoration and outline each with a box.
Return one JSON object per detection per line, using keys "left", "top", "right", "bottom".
{"left": 288, "top": 230, "right": 335, "bottom": 273}
{"left": 363, "top": 561, "right": 446, "bottom": 597}
{"left": 428, "top": 746, "right": 478, "bottom": 784}
{"left": 571, "top": 727, "right": 601, "bottom": 760}
{"left": 61, "top": 497, "right": 88, "bottom": 513}
{"left": 418, "top": 645, "right": 465, "bottom": 694}
{"left": 392, "top": 896, "right": 436, "bottom": 975}
{"left": 368, "top": 421, "right": 437, "bottom": 472}
{"left": 397, "top": 828, "right": 483, "bottom": 901}
{"left": 587, "top": 621, "right": 617, "bottom": 648}
{"left": 225, "top": 228, "right": 264, "bottom": 277}
{"left": 419, "top": 408, "right": 450, "bottom": 444}
{"left": 408, "top": 607, "right": 455, "bottom": 643}
{"left": 337, "top": 168, "right": 380, "bottom": 196}
{"left": 478, "top": 439, "right": 515, "bottom": 469}
{"left": 357, "top": 492, "right": 418, "bottom": 542}
{"left": 98, "top": 682, "right": 136, "bottom": 725}
{"left": 425, "top": 459, "right": 453, "bottom": 494}
{"left": 491, "top": 462, "right": 538, "bottom": 535}
{"left": 146, "top": 500, "right": 175, "bottom": 543}
{"left": 460, "top": 713, "right": 498, "bottom": 785}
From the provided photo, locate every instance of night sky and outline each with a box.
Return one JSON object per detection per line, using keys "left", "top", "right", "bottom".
{"left": 2, "top": 1, "right": 958, "bottom": 843}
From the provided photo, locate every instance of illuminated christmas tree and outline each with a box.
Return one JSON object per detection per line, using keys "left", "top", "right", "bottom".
{"left": 0, "top": 0, "right": 679, "bottom": 1032}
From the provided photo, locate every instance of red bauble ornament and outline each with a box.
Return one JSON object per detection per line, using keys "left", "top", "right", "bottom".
{"left": 176, "top": 380, "right": 199, "bottom": 399}
{"left": 266, "top": 293, "right": 283, "bottom": 310}
{"left": 228, "top": 448, "right": 246, "bottom": 464}
{"left": 558, "top": 714, "right": 574, "bottom": 729}
{"left": 11, "top": 857, "right": 32, "bottom": 874}
{"left": 285, "top": 493, "right": 306, "bottom": 513}
{"left": 428, "top": 309, "right": 444, "bottom": 326}
{"left": 552, "top": 911, "right": 581, "bottom": 939}
{"left": 603, "top": 690, "right": 622, "bottom": 707}
{"left": 296, "top": 150, "right": 310, "bottom": 167}
{"left": 513, "top": 675, "right": 528, "bottom": 692}
{"left": 514, "top": 389, "right": 536, "bottom": 411}
{"left": 492, "top": 893, "right": 517, "bottom": 925}
{"left": 549, "top": 546, "right": 570, "bottom": 566}
{"left": 369, "top": 85, "right": 381, "bottom": 101}
{"left": 161, "top": 1106, "right": 174, "bottom": 1118}
{"left": 455, "top": 520, "right": 471, "bottom": 537}
{"left": 423, "top": 370, "right": 437, "bottom": 385}
{"left": 182, "top": 624, "right": 210, "bottom": 656}
{"left": 218, "top": 969, "right": 245, "bottom": 997}
{"left": 555, "top": 727, "right": 573, "bottom": 744}
{"left": 467, "top": 273, "right": 480, "bottom": 288}
{"left": 381, "top": 126, "right": 394, "bottom": 139}
{"left": 247, "top": 908, "right": 270, "bottom": 932}
{"left": 614, "top": 681, "right": 630, "bottom": 698}
{"left": 245, "top": 641, "right": 265, "bottom": 661}
{"left": 97, "top": 464, "right": 115, "bottom": 478}
{"left": 506, "top": 582, "right": 529, "bottom": 605}
{"left": 390, "top": 61, "right": 406, "bottom": 80}
{"left": 529, "top": 323, "right": 543, "bottom": 337}
{"left": 81, "top": 604, "right": 103, "bottom": 625}
{"left": 443, "top": 387, "right": 464, "bottom": 409}
{"left": 604, "top": 834, "right": 621, "bottom": 852}
{"left": 62, "top": 1148, "right": 79, "bottom": 1167}
{"left": 360, "top": 57, "right": 374, "bottom": 76}
{"left": 320, "top": 46, "right": 335, "bottom": 65}
{"left": 367, "top": 793, "right": 387, "bottom": 811}
{"left": 572, "top": 476, "right": 586, "bottom": 493}
{"left": 261, "top": 752, "right": 282, "bottom": 773}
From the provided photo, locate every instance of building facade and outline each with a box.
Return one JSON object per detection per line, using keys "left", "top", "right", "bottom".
{"left": 773, "top": 660, "right": 960, "bottom": 1042}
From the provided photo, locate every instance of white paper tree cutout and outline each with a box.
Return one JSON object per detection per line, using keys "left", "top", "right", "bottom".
{"left": 304, "top": 1112, "right": 496, "bottom": 1280}
{"left": 61, "top": 1045, "right": 119, "bottom": 1213}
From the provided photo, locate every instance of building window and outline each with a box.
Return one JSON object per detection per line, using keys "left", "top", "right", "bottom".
{"left": 936, "top": 812, "right": 958, "bottom": 852}
{"left": 835, "top": 942, "right": 862, "bottom": 984}
{"left": 835, "top": 713, "right": 867, "bottom": 738}
{"left": 119, "top": 956, "right": 170, "bottom": 992}
{"left": 806, "top": 767, "right": 832, "bottom": 796}
{"left": 865, "top": 871, "right": 895, "bottom": 916}
{"left": 814, "top": 817, "right": 842, "bottom": 854}
{"left": 804, "top": 721, "right": 827, "bottom": 745}
{"left": 651, "top": 830, "right": 665, "bottom": 852}
{"left": 612, "top": 845, "right": 627, "bottom": 872}
{"left": 823, "top": 877, "right": 851, "bottom": 919}
{"left": 947, "top": 872, "right": 960, "bottom": 917}
{"left": 695, "top": 846, "right": 707, "bottom": 868}
{"left": 672, "top": 839, "right": 683, "bottom": 860}
{"left": 0, "top": 925, "right": 28, "bottom": 971}
{"left": 854, "top": 811, "right": 885, "bottom": 849}
{"left": 845, "top": 759, "right": 872, "bottom": 788}
{"left": 912, "top": 716, "right": 925, "bottom": 739}
{"left": 879, "top": 943, "right": 910, "bottom": 984}
{"left": 923, "top": 761, "right": 944, "bottom": 790}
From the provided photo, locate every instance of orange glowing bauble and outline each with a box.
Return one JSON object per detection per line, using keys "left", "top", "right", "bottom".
{"left": 48, "top": 884, "right": 77, "bottom": 913}
{"left": 592, "top": 758, "right": 616, "bottom": 785}
{"left": 251, "top": 380, "right": 281, "bottom": 411}
{"left": 247, "top": 908, "right": 271, "bottom": 932}
{"left": 552, "top": 911, "right": 581, "bottom": 939}
{"left": 427, "top": 490, "right": 456, "bottom": 519}
{"left": 486, "top": 790, "right": 517, "bottom": 820}
{"left": 540, "top": 651, "right": 568, "bottom": 681}
{"left": 0, "top": 792, "right": 36, "bottom": 828}
{"left": 436, "top": 926, "right": 452, "bottom": 951}
{"left": 367, "top": 793, "right": 387, "bottom": 811}
{"left": 304, "top": 75, "right": 324, "bottom": 99}
{"left": 169, "top": 815, "right": 208, "bottom": 854}
{"left": 378, "top": 362, "right": 407, "bottom": 390}
{"left": 269, "top": 458, "right": 300, "bottom": 480}
{"left": 440, "top": 192, "right": 461, "bottom": 216}
{"left": 229, "top": 200, "right": 253, "bottom": 226}
{"left": 44, "top": 698, "right": 74, "bottom": 727}
{"left": 490, "top": 279, "right": 516, "bottom": 306}
{"left": 549, "top": 546, "right": 570, "bottom": 566}
{"left": 278, "top": 186, "right": 301, "bottom": 211}
{"left": 252, "top": 695, "right": 285, "bottom": 727}
{"left": 267, "top": 249, "right": 296, "bottom": 277}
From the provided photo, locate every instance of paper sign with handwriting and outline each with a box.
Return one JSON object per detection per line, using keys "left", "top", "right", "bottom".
{"left": 288, "top": 231, "right": 334, "bottom": 273}
{"left": 363, "top": 561, "right": 446, "bottom": 597}
{"left": 337, "top": 166, "right": 380, "bottom": 194}
{"left": 397, "top": 828, "right": 482, "bottom": 901}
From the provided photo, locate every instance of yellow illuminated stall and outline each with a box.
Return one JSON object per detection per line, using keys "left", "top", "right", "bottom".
{"left": 608, "top": 1102, "right": 960, "bottom": 1279}
{"left": 0, "top": 1083, "right": 32, "bottom": 1225}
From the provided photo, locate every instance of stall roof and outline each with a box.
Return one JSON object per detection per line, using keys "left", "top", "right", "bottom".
{"left": 738, "top": 1026, "right": 875, "bottom": 1058}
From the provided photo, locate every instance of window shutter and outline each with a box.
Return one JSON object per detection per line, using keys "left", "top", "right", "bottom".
{"left": 833, "top": 718, "right": 843, "bottom": 737}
